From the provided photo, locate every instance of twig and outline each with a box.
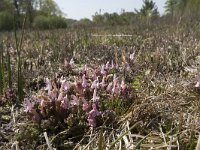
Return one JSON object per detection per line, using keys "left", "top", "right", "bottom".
{"left": 159, "top": 125, "right": 169, "bottom": 150}
{"left": 44, "top": 132, "right": 54, "bottom": 150}
{"left": 108, "top": 121, "right": 142, "bottom": 150}
{"left": 11, "top": 141, "right": 19, "bottom": 150}
{"left": 196, "top": 133, "right": 200, "bottom": 150}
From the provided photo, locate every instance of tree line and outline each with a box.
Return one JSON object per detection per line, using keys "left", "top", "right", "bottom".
{"left": 0, "top": 0, "right": 200, "bottom": 31}
{"left": 165, "top": 0, "right": 200, "bottom": 16}
{"left": 0, "top": 0, "right": 67, "bottom": 30}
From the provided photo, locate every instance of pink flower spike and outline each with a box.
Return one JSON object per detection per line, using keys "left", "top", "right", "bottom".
{"left": 40, "top": 99, "right": 45, "bottom": 108}
{"left": 60, "top": 76, "right": 65, "bottom": 82}
{"left": 92, "top": 103, "right": 101, "bottom": 116}
{"left": 113, "top": 74, "right": 118, "bottom": 85}
{"left": 91, "top": 88, "right": 99, "bottom": 102}
{"left": 195, "top": 78, "right": 200, "bottom": 88}
{"left": 57, "top": 92, "right": 63, "bottom": 101}
{"left": 24, "top": 98, "right": 33, "bottom": 113}
{"left": 115, "top": 63, "right": 119, "bottom": 69}
{"left": 48, "top": 90, "right": 57, "bottom": 100}
{"left": 92, "top": 69, "right": 97, "bottom": 80}
{"left": 105, "top": 61, "right": 109, "bottom": 70}
{"left": 82, "top": 74, "right": 88, "bottom": 88}
{"left": 61, "top": 95, "right": 69, "bottom": 109}
{"left": 91, "top": 80, "right": 97, "bottom": 89}
{"left": 194, "top": 77, "right": 200, "bottom": 88}
{"left": 112, "top": 83, "right": 121, "bottom": 94}
{"left": 70, "top": 95, "right": 79, "bottom": 106}
{"left": 100, "top": 76, "right": 106, "bottom": 88}
{"left": 101, "top": 64, "right": 106, "bottom": 75}
{"left": 91, "top": 77, "right": 99, "bottom": 89}
{"left": 63, "top": 81, "right": 70, "bottom": 91}
{"left": 87, "top": 103, "right": 101, "bottom": 128}
{"left": 87, "top": 118, "right": 96, "bottom": 128}
{"left": 106, "top": 82, "right": 113, "bottom": 92}
{"left": 69, "top": 58, "right": 74, "bottom": 67}
{"left": 45, "top": 78, "right": 52, "bottom": 92}
{"left": 31, "top": 109, "right": 41, "bottom": 123}
{"left": 82, "top": 98, "right": 90, "bottom": 111}
{"left": 121, "top": 79, "right": 126, "bottom": 91}
{"left": 111, "top": 60, "right": 114, "bottom": 69}
{"left": 130, "top": 52, "right": 135, "bottom": 60}
{"left": 84, "top": 64, "right": 88, "bottom": 74}
{"left": 126, "top": 63, "right": 131, "bottom": 71}
{"left": 96, "top": 77, "right": 100, "bottom": 88}
{"left": 64, "top": 58, "right": 69, "bottom": 67}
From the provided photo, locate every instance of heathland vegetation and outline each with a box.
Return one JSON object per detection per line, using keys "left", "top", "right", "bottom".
{"left": 1, "top": 0, "right": 200, "bottom": 149}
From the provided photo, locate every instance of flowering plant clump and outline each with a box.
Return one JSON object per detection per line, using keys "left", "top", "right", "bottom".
{"left": 24, "top": 55, "right": 135, "bottom": 131}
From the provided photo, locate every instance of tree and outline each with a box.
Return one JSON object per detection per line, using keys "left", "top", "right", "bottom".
{"left": 165, "top": 0, "right": 200, "bottom": 17}
{"left": 92, "top": 12, "right": 104, "bottom": 25}
{"left": 0, "top": 0, "right": 13, "bottom": 12}
{"left": 0, "top": 0, "right": 66, "bottom": 30}
{"left": 39, "top": 0, "right": 62, "bottom": 16}
{"left": 136, "top": 0, "right": 159, "bottom": 17}
{"left": 165, "top": 0, "right": 178, "bottom": 15}
{"left": 120, "top": 12, "right": 136, "bottom": 25}
{"left": 185, "top": 0, "right": 200, "bottom": 15}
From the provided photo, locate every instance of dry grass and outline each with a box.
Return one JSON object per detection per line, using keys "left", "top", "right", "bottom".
{"left": 0, "top": 23, "right": 200, "bottom": 149}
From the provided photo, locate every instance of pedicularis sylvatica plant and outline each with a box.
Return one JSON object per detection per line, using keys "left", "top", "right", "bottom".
{"left": 24, "top": 53, "right": 136, "bottom": 129}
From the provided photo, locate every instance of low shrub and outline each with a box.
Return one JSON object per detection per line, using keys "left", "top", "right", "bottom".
{"left": 32, "top": 15, "right": 67, "bottom": 29}
{"left": 0, "top": 11, "right": 13, "bottom": 31}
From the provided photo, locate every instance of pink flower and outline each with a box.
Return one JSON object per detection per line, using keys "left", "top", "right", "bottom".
{"left": 120, "top": 79, "right": 126, "bottom": 91}
{"left": 31, "top": 109, "right": 41, "bottom": 123}
{"left": 87, "top": 103, "right": 101, "bottom": 128}
{"left": 115, "top": 63, "right": 119, "bottom": 69}
{"left": 101, "top": 64, "right": 106, "bottom": 75}
{"left": 91, "top": 77, "right": 99, "bottom": 89}
{"left": 111, "top": 86, "right": 115, "bottom": 94}
{"left": 111, "top": 75, "right": 121, "bottom": 94}
{"left": 113, "top": 74, "right": 118, "bottom": 85}
{"left": 82, "top": 74, "right": 89, "bottom": 88}
{"left": 24, "top": 98, "right": 33, "bottom": 113}
{"left": 112, "top": 84, "right": 120, "bottom": 94}
{"left": 40, "top": 99, "right": 45, "bottom": 108}
{"left": 82, "top": 98, "right": 90, "bottom": 111}
{"left": 64, "top": 58, "right": 69, "bottom": 68}
{"left": 111, "top": 60, "right": 114, "bottom": 69}
{"left": 45, "top": 78, "right": 52, "bottom": 93}
{"left": 70, "top": 95, "right": 79, "bottom": 106}
{"left": 195, "top": 82, "right": 200, "bottom": 88}
{"left": 106, "top": 82, "right": 113, "bottom": 92}
{"left": 130, "top": 52, "right": 135, "bottom": 60}
{"left": 57, "top": 92, "right": 63, "bottom": 101}
{"left": 60, "top": 78, "right": 70, "bottom": 91}
{"left": 84, "top": 64, "right": 88, "bottom": 75}
{"left": 48, "top": 89, "right": 57, "bottom": 100}
{"left": 100, "top": 76, "right": 106, "bottom": 88}
{"left": 195, "top": 78, "right": 200, "bottom": 88}
{"left": 91, "top": 69, "right": 97, "bottom": 80}
{"left": 91, "top": 80, "right": 97, "bottom": 89}
{"left": 60, "top": 95, "right": 69, "bottom": 109}
{"left": 91, "top": 88, "right": 99, "bottom": 102}
{"left": 69, "top": 58, "right": 74, "bottom": 67}
{"left": 74, "top": 78, "right": 83, "bottom": 91}
{"left": 105, "top": 61, "right": 109, "bottom": 70}
{"left": 126, "top": 63, "right": 130, "bottom": 71}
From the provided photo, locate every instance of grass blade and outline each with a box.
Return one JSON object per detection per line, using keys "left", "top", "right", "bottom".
{"left": 108, "top": 121, "right": 142, "bottom": 150}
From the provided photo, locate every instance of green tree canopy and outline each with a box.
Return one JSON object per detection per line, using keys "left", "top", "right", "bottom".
{"left": 39, "top": 0, "right": 62, "bottom": 16}
{"left": 135, "top": 0, "right": 159, "bottom": 17}
{"left": 0, "top": 0, "right": 67, "bottom": 30}
{"left": 165, "top": 0, "right": 200, "bottom": 16}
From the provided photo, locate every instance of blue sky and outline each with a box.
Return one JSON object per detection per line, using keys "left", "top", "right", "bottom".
{"left": 55, "top": 0, "right": 166, "bottom": 20}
